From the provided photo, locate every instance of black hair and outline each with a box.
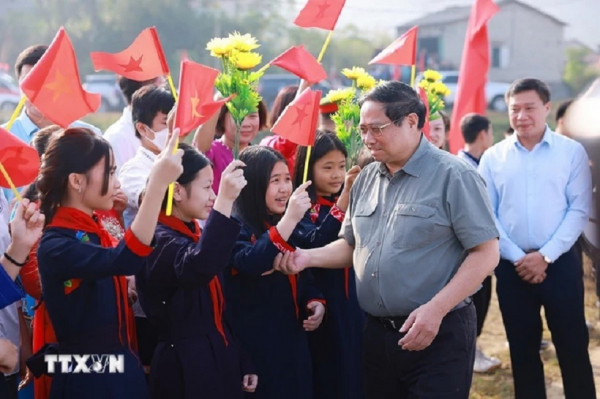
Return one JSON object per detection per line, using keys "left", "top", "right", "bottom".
{"left": 24, "top": 125, "right": 63, "bottom": 202}
{"left": 460, "top": 113, "right": 491, "bottom": 144}
{"left": 505, "top": 78, "right": 551, "bottom": 104}
{"left": 556, "top": 99, "right": 574, "bottom": 123}
{"left": 359, "top": 81, "right": 426, "bottom": 129}
{"left": 234, "top": 146, "right": 288, "bottom": 235}
{"left": 131, "top": 85, "right": 175, "bottom": 139}
{"left": 119, "top": 77, "right": 155, "bottom": 105}
{"left": 294, "top": 131, "right": 347, "bottom": 201}
{"left": 37, "top": 128, "right": 113, "bottom": 226}
{"left": 15, "top": 45, "right": 48, "bottom": 78}
{"left": 215, "top": 100, "right": 269, "bottom": 137}
{"left": 161, "top": 143, "right": 211, "bottom": 210}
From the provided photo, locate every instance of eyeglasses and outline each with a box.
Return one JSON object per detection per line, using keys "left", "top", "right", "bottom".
{"left": 358, "top": 120, "right": 399, "bottom": 137}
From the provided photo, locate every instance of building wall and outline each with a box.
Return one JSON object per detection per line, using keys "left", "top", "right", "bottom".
{"left": 410, "top": 1, "right": 565, "bottom": 84}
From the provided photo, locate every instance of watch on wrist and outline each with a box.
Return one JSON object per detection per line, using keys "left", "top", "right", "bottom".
{"left": 542, "top": 255, "right": 552, "bottom": 264}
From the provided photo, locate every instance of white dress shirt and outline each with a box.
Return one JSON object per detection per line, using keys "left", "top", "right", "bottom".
{"left": 104, "top": 107, "right": 140, "bottom": 174}
{"left": 119, "top": 147, "right": 157, "bottom": 229}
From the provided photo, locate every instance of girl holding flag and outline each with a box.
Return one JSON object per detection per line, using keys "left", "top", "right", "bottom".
{"left": 293, "top": 131, "right": 365, "bottom": 399}
{"left": 35, "top": 127, "right": 183, "bottom": 399}
{"left": 136, "top": 143, "right": 258, "bottom": 399}
{"left": 225, "top": 146, "right": 325, "bottom": 399}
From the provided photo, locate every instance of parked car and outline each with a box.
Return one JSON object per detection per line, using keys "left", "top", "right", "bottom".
{"left": 82, "top": 74, "right": 125, "bottom": 112}
{"left": 0, "top": 73, "right": 20, "bottom": 113}
{"left": 415, "top": 71, "right": 511, "bottom": 112}
{"left": 258, "top": 74, "right": 332, "bottom": 110}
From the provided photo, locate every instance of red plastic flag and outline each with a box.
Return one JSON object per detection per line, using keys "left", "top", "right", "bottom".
{"left": 90, "top": 27, "right": 169, "bottom": 81}
{"left": 294, "top": 0, "right": 346, "bottom": 31}
{"left": 175, "top": 60, "right": 234, "bottom": 136}
{"left": 20, "top": 27, "right": 101, "bottom": 129}
{"left": 271, "top": 89, "right": 322, "bottom": 146}
{"left": 418, "top": 87, "right": 431, "bottom": 141}
{"left": 448, "top": 0, "right": 499, "bottom": 154}
{"left": 0, "top": 128, "right": 40, "bottom": 188}
{"left": 270, "top": 45, "right": 328, "bottom": 84}
{"left": 369, "top": 26, "right": 418, "bottom": 66}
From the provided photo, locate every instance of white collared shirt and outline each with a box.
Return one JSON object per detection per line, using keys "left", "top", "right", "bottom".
{"left": 104, "top": 107, "right": 140, "bottom": 174}
{"left": 119, "top": 147, "right": 157, "bottom": 229}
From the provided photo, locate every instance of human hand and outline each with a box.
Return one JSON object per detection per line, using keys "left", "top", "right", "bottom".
{"left": 284, "top": 181, "right": 312, "bottom": 224}
{"left": 148, "top": 129, "right": 184, "bottom": 189}
{"left": 515, "top": 252, "right": 548, "bottom": 284}
{"left": 343, "top": 165, "right": 361, "bottom": 193}
{"left": 8, "top": 198, "right": 44, "bottom": 262}
{"left": 217, "top": 160, "right": 247, "bottom": 202}
{"left": 303, "top": 301, "right": 325, "bottom": 331}
{"left": 0, "top": 338, "right": 18, "bottom": 374}
{"left": 242, "top": 374, "right": 258, "bottom": 392}
{"left": 112, "top": 189, "right": 128, "bottom": 215}
{"left": 273, "top": 249, "right": 310, "bottom": 275}
{"left": 398, "top": 302, "right": 445, "bottom": 351}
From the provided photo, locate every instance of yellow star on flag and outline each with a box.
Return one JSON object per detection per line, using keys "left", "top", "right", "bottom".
{"left": 44, "top": 69, "right": 73, "bottom": 101}
{"left": 191, "top": 94, "right": 203, "bottom": 119}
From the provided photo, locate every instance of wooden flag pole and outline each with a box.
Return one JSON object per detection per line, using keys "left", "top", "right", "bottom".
{"left": 410, "top": 64, "right": 416, "bottom": 87}
{"left": 302, "top": 30, "right": 334, "bottom": 183}
{"left": 0, "top": 162, "right": 22, "bottom": 202}
{"left": 165, "top": 73, "right": 179, "bottom": 216}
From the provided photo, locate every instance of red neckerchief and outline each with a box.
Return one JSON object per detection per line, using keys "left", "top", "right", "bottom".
{"left": 158, "top": 213, "right": 229, "bottom": 345}
{"left": 47, "top": 207, "right": 136, "bottom": 353}
{"left": 310, "top": 196, "right": 350, "bottom": 299}
{"left": 264, "top": 221, "right": 299, "bottom": 319}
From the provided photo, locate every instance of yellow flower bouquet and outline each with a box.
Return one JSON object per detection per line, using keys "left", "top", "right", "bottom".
{"left": 324, "top": 67, "right": 378, "bottom": 167}
{"left": 418, "top": 69, "right": 451, "bottom": 121}
{"left": 206, "top": 32, "right": 266, "bottom": 158}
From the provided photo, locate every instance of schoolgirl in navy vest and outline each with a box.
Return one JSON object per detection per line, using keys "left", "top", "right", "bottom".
{"left": 36, "top": 128, "right": 183, "bottom": 399}
{"left": 225, "top": 146, "right": 325, "bottom": 399}
{"left": 294, "top": 131, "right": 365, "bottom": 399}
{"left": 136, "top": 143, "right": 257, "bottom": 398}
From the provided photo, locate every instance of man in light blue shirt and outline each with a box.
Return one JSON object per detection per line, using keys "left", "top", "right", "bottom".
{"left": 2, "top": 44, "right": 101, "bottom": 203}
{"left": 479, "top": 78, "right": 595, "bottom": 399}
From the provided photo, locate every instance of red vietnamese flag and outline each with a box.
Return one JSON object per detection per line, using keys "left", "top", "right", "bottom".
{"left": 0, "top": 128, "right": 40, "bottom": 188}
{"left": 448, "top": 0, "right": 499, "bottom": 154}
{"left": 294, "top": 0, "right": 346, "bottom": 31}
{"left": 271, "top": 89, "right": 322, "bottom": 146}
{"left": 270, "top": 45, "right": 328, "bottom": 84}
{"left": 369, "top": 26, "right": 418, "bottom": 66}
{"left": 175, "top": 60, "right": 234, "bottom": 136}
{"left": 418, "top": 87, "right": 431, "bottom": 141}
{"left": 20, "top": 27, "right": 101, "bottom": 129}
{"left": 90, "top": 27, "right": 169, "bottom": 81}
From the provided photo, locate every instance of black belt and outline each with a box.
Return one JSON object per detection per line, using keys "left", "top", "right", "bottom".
{"left": 373, "top": 298, "right": 472, "bottom": 331}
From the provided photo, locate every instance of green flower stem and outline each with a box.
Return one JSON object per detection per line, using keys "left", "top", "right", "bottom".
{"left": 233, "top": 121, "right": 241, "bottom": 160}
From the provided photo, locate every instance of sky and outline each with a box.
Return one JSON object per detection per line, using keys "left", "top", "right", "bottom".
{"left": 330, "top": 0, "right": 600, "bottom": 50}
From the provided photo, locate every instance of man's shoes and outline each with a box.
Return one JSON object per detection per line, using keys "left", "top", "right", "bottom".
{"left": 473, "top": 347, "right": 502, "bottom": 373}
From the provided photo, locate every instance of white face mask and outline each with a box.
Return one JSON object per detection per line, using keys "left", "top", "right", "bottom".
{"left": 148, "top": 127, "right": 169, "bottom": 151}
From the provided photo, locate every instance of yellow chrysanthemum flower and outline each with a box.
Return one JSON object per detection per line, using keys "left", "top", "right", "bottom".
{"left": 418, "top": 79, "right": 430, "bottom": 89}
{"left": 356, "top": 74, "right": 377, "bottom": 91}
{"left": 228, "top": 32, "right": 260, "bottom": 52}
{"left": 432, "top": 82, "right": 451, "bottom": 97}
{"left": 341, "top": 67, "right": 367, "bottom": 81}
{"left": 206, "top": 37, "right": 234, "bottom": 57}
{"left": 232, "top": 51, "right": 262, "bottom": 71}
{"left": 326, "top": 88, "right": 355, "bottom": 104}
{"left": 423, "top": 69, "right": 443, "bottom": 82}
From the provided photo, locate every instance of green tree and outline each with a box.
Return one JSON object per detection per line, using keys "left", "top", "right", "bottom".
{"left": 563, "top": 47, "right": 599, "bottom": 94}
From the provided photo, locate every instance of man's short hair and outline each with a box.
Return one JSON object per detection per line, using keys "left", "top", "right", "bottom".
{"left": 131, "top": 85, "right": 175, "bottom": 139}
{"left": 460, "top": 113, "right": 491, "bottom": 144}
{"left": 118, "top": 77, "right": 155, "bottom": 105}
{"left": 555, "top": 99, "right": 573, "bottom": 123}
{"left": 359, "top": 81, "right": 426, "bottom": 129}
{"left": 505, "top": 78, "right": 551, "bottom": 104}
{"left": 15, "top": 45, "right": 48, "bottom": 78}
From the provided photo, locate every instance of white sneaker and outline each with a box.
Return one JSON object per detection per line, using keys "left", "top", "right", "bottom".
{"left": 473, "top": 347, "right": 501, "bottom": 373}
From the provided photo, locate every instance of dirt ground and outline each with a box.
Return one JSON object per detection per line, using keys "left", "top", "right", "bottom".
{"left": 470, "top": 257, "right": 600, "bottom": 398}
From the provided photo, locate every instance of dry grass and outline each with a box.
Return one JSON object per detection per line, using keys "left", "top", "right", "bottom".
{"left": 470, "top": 257, "right": 600, "bottom": 398}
